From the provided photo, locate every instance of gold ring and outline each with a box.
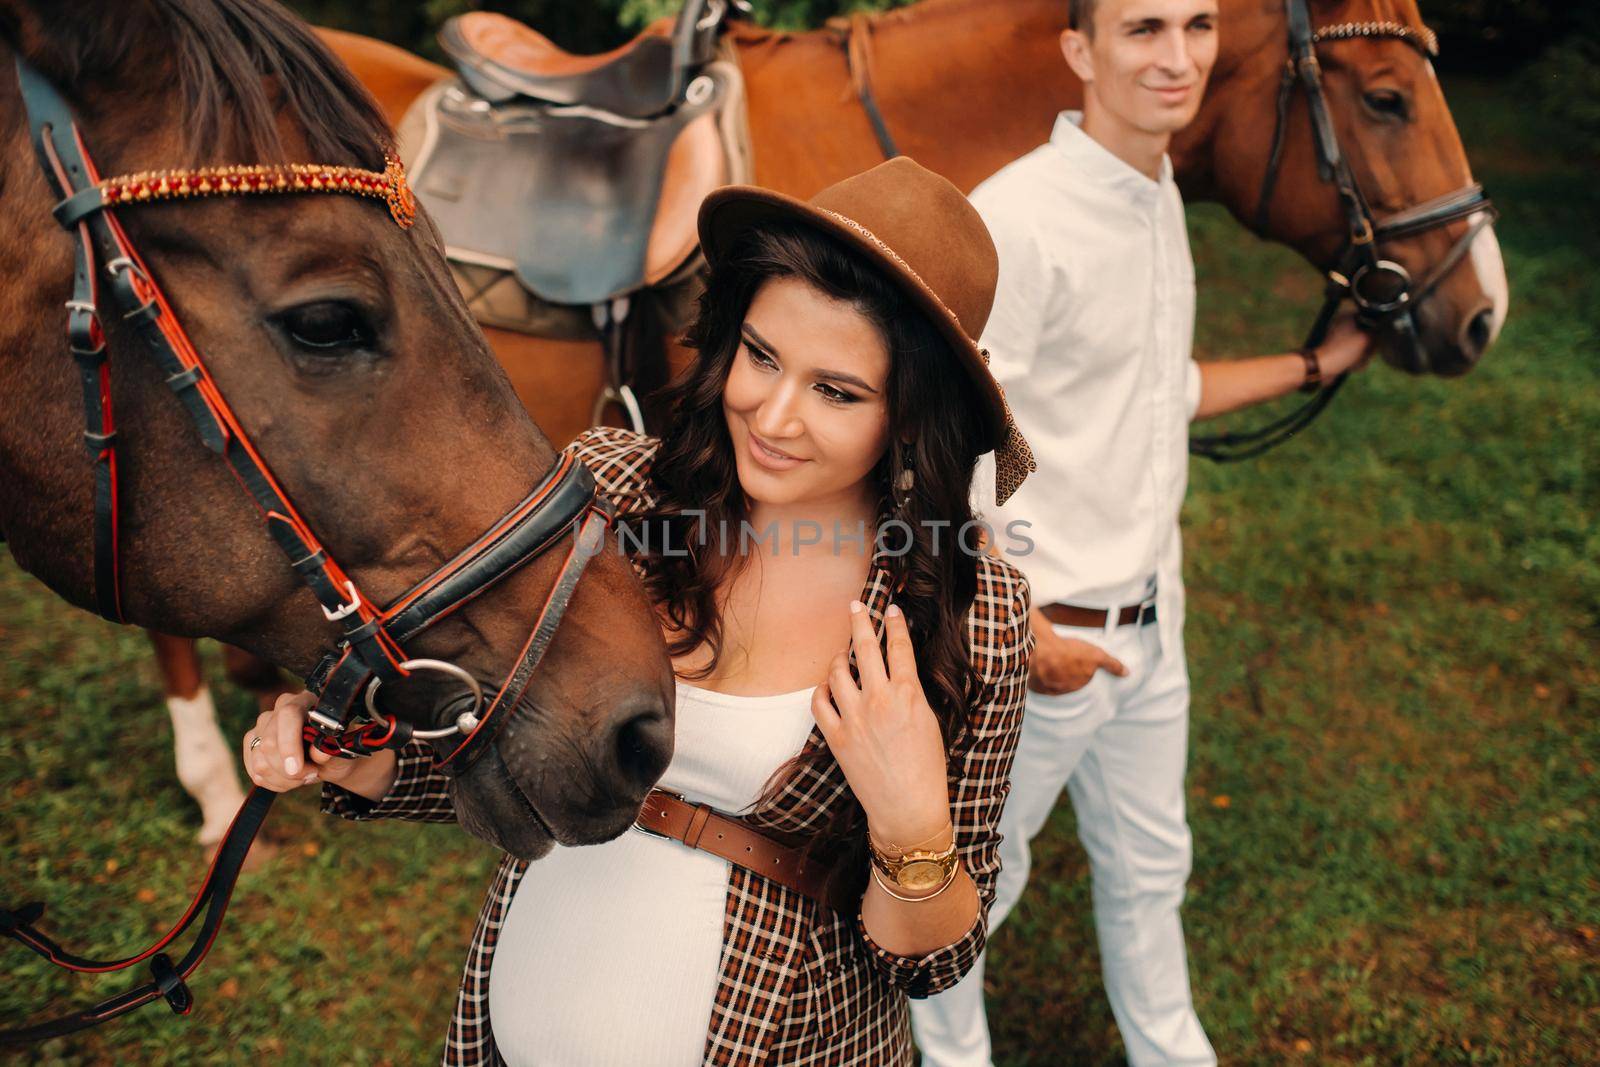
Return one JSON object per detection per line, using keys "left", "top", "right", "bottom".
{"left": 249, "top": 735, "right": 263, "bottom": 750}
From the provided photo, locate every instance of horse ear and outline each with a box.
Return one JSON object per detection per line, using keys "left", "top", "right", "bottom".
{"left": 0, "top": 0, "right": 163, "bottom": 90}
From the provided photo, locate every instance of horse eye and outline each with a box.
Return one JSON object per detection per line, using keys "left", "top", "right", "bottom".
{"left": 1362, "top": 89, "right": 1408, "bottom": 120}
{"left": 279, "top": 301, "right": 375, "bottom": 352}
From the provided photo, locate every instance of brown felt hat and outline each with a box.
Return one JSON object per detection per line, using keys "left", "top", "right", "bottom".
{"left": 698, "top": 157, "right": 1036, "bottom": 505}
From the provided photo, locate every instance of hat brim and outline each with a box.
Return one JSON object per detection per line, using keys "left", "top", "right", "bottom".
{"left": 698, "top": 185, "right": 1009, "bottom": 454}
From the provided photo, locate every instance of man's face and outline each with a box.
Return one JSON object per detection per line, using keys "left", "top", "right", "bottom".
{"left": 1063, "top": 0, "right": 1220, "bottom": 137}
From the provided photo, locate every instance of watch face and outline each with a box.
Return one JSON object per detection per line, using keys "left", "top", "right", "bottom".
{"left": 897, "top": 858, "right": 947, "bottom": 892}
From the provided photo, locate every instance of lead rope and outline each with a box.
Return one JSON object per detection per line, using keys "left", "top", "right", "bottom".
{"left": 1189, "top": 288, "right": 1350, "bottom": 462}
{"left": 1, "top": 789, "right": 275, "bottom": 1046}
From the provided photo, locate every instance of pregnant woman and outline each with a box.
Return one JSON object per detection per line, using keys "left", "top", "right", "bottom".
{"left": 246, "top": 158, "right": 1036, "bottom": 1066}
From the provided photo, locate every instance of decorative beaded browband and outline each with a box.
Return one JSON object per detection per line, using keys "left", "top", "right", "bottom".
{"left": 89, "top": 148, "right": 417, "bottom": 228}
{"left": 1312, "top": 21, "right": 1439, "bottom": 57}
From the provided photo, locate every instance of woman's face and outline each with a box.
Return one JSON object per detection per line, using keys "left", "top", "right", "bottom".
{"left": 723, "top": 275, "right": 892, "bottom": 511}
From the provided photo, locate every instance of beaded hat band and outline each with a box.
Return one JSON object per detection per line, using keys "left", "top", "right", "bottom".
{"left": 93, "top": 149, "right": 417, "bottom": 228}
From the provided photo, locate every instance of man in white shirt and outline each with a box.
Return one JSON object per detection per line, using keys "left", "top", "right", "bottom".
{"left": 910, "top": 1, "right": 1374, "bottom": 1065}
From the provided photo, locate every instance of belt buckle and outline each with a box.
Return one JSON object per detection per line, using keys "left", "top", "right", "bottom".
{"left": 630, "top": 790, "right": 684, "bottom": 840}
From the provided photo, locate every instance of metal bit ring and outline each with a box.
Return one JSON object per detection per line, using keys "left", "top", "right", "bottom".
{"left": 364, "top": 659, "right": 485, "bottom": 740}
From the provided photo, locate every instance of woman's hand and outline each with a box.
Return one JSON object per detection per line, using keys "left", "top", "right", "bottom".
{"left": 812, "top": 601, "right": 952, "bottom": 847}
{"left": 242, "top": 691, "right": 398, "bottom": 800}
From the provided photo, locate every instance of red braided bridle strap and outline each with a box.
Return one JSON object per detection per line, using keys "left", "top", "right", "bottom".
{"left": 54, "top": 150, "right": 418, "bottom": 230}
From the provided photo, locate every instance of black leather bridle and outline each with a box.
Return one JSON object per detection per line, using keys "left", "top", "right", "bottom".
{"left": 2, "top": 57, "right": 612, "bottom": 1044}
{"left": 1190, "top": 0, "right": 1498, "bottom": 461}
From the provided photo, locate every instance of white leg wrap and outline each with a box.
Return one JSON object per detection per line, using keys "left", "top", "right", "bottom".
{"left": 166, "top": 687, "right": 248, "bottom": 846}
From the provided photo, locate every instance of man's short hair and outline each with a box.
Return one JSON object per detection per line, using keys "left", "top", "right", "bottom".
{"left": 1068, "top": 0, "right": 1098, "bottom": 34}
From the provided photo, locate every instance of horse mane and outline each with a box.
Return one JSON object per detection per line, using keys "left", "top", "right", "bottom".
{"left": 23, "top": 0, "right": 392, "bottom": 168}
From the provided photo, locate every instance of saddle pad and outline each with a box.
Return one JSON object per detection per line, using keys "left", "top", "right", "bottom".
{"left": 406, "top": 70, "right": 730, "bottom": 307}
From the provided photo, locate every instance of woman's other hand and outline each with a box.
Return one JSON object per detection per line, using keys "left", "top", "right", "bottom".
{"left": 812, "top": 601, "right": 952, "bottom": 847}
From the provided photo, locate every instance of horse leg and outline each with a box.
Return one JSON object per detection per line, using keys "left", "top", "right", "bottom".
{"left": 148, "top": 632, "right": 248, "bottom": 847}
{"left": 221, "top": 643, "right": 291, "bottom": 713}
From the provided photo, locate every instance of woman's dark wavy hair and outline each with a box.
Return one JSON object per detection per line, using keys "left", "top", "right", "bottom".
{"left": 625, "top": 219, "right": 990, "bottom": 863}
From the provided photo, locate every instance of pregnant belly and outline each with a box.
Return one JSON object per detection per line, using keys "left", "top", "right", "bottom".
{"left": 490, "top": 831, "right": 733, "bottom": 1067}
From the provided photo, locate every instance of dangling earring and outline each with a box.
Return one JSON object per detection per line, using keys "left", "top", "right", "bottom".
{"left": 895, "top": 442, "right": 916, "bottom": 511}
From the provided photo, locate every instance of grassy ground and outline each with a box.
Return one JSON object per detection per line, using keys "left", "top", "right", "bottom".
{"left": 2, "top": 78, "right": 1595, "bottom": 1065}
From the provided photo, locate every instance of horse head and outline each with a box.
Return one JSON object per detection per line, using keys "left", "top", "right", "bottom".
{"left": 1189, "top": 0, "right": 1508, "bottom": 375}
{"left": 0, "top": 0, "right": 673, "bottom": 861}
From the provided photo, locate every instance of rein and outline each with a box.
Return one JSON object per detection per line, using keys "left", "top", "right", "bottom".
{"left": 1191, "top": 0, "right": 1496, "bottom": 461}
{"left": 837, "top": 14, "right": 901, "bottom": 160}
{"left": 2, "top": 56, "right": 610, "bottom": 1044}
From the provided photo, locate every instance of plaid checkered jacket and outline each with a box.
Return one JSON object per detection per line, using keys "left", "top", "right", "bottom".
{"left": 325, "top": 427, "right": 1034, "bottom": 1065}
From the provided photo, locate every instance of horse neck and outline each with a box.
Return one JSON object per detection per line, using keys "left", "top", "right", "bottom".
{"left": 1170, "top": 0, "right": 1288, "bottom": 211}
{"left": 733, "top": 0, "right": 1078, "bottom": 196}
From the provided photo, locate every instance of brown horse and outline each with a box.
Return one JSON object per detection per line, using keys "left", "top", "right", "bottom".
{"left": 327, "top": 0, "right": 1506, "bottom": 437}
{"left": 0, "top": 0, "right": 674, "bottom": 862}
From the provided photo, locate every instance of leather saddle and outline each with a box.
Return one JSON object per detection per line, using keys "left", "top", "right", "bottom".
{"left": 407, "top": 0, "right": 742, "bottom": 310}
{"left": 441, "top": 8, "right": 705, "bottom": 121}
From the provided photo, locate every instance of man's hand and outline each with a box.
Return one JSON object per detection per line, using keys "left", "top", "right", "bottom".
{"left": 1195, "top": 313, "right": 1378, "bottom": 420}
{"left": 1316, "top": 312, "right": 1377, "bottom": 378}
{"left": 1028, "top": 611, "right": 1128, "bottom": 695}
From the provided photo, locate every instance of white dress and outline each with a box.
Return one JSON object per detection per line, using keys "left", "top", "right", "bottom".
{"left": 489, "top": 682, "right": 818, "bottom": 1067}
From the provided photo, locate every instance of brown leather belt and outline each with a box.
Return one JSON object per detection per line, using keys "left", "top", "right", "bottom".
{"left": 1039, "top": 599, "right": 1158, "bottom": 629}
{"left": 634, "top": 789, "right": 840, "bottom": 910}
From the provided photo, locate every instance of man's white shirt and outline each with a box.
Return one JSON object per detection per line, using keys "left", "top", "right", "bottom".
{"left": 975, "top": 112, "right": 1200, "bottom": 655}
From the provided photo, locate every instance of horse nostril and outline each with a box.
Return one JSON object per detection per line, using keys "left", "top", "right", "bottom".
{"left": 1461, "top": 306, "right": 1494, "bottom": 362}
{"left": 608, "top": 701, "right": 672, "bottom": 795}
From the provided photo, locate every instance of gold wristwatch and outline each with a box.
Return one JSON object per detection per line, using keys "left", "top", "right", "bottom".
{"left": 868, "top": 832, "right": 960, "bottom": 896}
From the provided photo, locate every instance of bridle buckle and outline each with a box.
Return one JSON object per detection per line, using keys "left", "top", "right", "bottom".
{"left": 105, "top": 256, "right": 141, "bottom": 278}
{"left": 320, "top": 579, "right": 362, "bottom": 622}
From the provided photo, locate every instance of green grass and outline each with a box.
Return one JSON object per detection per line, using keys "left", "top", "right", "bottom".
{"left": 3, "top": 76, "right": 1596, "bottom": 1064}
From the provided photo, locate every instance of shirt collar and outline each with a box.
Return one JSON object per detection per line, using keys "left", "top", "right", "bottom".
{"left": 1049, "top": 111, "right": 1172, "bottom": 204}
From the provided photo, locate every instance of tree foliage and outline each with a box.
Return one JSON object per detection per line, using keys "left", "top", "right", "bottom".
{"left": 286, "top": 0, "right": 914, "bottom": 61}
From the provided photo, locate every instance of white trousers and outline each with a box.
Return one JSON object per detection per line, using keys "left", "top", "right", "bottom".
{"left": 911, "top": 620, "right": 1215, "bottom": 1067}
